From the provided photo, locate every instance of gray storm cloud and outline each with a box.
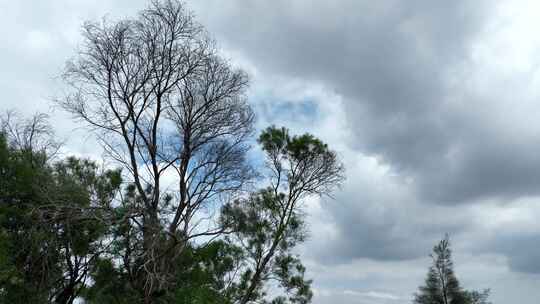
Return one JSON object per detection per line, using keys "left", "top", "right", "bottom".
{"left": 188, "top": 0, "right": 540, "bottom": 278}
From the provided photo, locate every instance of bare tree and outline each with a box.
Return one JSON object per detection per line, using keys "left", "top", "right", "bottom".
{"left": 1, "top": 110, "right": 61, "bottom": 161}
{"left": 60, "top": 0, "right": 254, "bottom": 301}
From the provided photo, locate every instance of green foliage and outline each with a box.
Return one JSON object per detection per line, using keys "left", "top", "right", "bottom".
{"left": 463, "top": 289, "right": 491, "bottom": 304}
{"left": 218, "top": 126, "right": 343, "bottom": 304}
{"left": 0, "top": 133, "right": 57, "bottom": 303}
{"left": 0, "top": 133, "right": 122, "bottom": 303}
{"left": 222, "top": 189, "right": 305, "bottom": 252}
{"left": 414, "top": 236, "right": 491, "bottom": 304}
{"left": 82, "top": 240, "right": 245, "bottom": 304}
{"left": 258, "top": 126, "right": 344, "bottom": 199}
{"left": 81, "top": 259, "right": 139, "bottom": 304}
{"left": 272, "top": 254, "right": 313, "bottom": 304}
{"left": 221, "top": 190, "right": 313, "bottom": 304}
{"left": 258, "top": 126, "right": 329, "bottom": 161}
{"left": 171, "top": 241, "right": 244, "bottom": 304}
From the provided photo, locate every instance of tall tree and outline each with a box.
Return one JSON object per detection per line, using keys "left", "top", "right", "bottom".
{"left": 414, "top": 236, "right": 491, "bottom": 304}
{"left": 221, "top": 126, "right": 345, "bottom": 304}
{"left": 60, "top": 0, "right": 254, "bottom": 301}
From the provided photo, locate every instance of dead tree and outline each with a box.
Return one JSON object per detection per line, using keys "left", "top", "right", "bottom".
{"left": 1, "top": 110, "right": 61, "bottom": 162}
{"left": 60, "top": 0, "right": 254, "bottom": 301}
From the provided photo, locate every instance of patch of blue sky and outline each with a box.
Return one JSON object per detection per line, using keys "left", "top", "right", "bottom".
{"left": 251, "top": 94, "right": 320, "bottom": 130}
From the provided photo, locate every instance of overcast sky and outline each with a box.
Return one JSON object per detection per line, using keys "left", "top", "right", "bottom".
{"left": 3, "top": 1, "right": 540, "bottom": 303}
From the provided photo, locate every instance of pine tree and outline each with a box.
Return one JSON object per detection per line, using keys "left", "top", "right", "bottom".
{"left": 414, "top": 235, "right": 489, "bottom": 304}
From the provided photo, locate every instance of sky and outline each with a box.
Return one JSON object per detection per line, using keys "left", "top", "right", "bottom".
{"left": 2, "top": 0, "right": 540, "bottom": 303}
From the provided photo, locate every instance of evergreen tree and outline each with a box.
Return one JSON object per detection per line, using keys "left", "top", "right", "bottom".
{"left": 414, "top": 236, "right": 491, "bottom": 304}
{"left": 0, "top": 116, "right": 122, "bottom": 303}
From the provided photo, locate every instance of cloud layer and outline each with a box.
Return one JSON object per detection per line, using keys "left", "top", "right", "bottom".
{"left": 188, "top": 1, "right": 540, "bottom": 302}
